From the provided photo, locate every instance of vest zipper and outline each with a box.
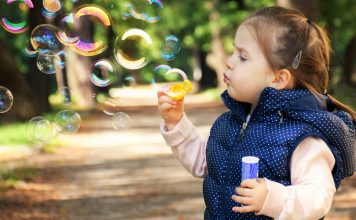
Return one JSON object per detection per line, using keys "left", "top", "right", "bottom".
{"left": 238, "top": 114, "right": 251, "bottom": 141}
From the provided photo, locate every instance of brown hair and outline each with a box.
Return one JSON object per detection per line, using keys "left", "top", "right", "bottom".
{"left": 242, "top": 6, "right": 356, "bottom": 123}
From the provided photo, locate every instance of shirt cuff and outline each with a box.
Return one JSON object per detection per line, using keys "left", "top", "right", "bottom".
{"left": 160, "top": 113, "right": 194, "bottom": 147}
{"left": 256, "top": 178, "right": 289, "bottom": 218}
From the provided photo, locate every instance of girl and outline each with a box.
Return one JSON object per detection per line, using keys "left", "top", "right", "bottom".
{"left": 158, "top": 6, "right": 355, "bottom": 220}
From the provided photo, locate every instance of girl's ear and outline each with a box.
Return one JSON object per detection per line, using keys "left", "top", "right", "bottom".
{"left": 272, "top": 69, "right": 294, "bottom": 89}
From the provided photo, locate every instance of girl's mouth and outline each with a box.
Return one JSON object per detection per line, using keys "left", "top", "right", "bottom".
{"left": 223, "top": 73, "right": 230, "bottom": 84}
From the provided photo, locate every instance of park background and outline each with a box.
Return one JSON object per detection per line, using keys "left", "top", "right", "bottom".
{"left": 0, "top": 0, "right": 355, "bottom": 219}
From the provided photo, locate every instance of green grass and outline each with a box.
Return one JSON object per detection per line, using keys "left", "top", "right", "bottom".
{"left": 0, "top": 123, "right": 30, "bottom": 146}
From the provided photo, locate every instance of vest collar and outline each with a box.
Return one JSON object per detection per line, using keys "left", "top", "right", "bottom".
{"left": 221, "top": 87, "right": 327, "bottom": 122}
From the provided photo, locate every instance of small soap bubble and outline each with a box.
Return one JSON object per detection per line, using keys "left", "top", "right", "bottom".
{"left": 54, "top": 110, "right": 81, "bottom": 134}
{"left": 112, "top": 112, "right": 131, "bottom": 131}
{"left": 0, "top": 86, "right": 14, "bottom": 113}
{"left": 43, "top": 0, "right": 63, "bottom": 13}
{"left": 114, "top": 28, "right": 152, "bottom": 70}
{"left": 23, "top": 40, "right": 38, "bottom": 57}
{"left": 36, "top": 54, "right": 57, "bottom": 74}
{"left": 26, "top": 116, "right": 56, "bottom": 144}
{"left": 41, "top": 7, "right": 57, "bottom": 19}
{"left": 31, "top": 24, "right": 64, "bottom": 55}
{"left": 160, "top": 35, "right": 180, "bottom": 61}
{"left": 56, "top": 13, "right": 80, "bottom": 46}
{"left": 90, "top": 60, "right": 116, "bottom": 87}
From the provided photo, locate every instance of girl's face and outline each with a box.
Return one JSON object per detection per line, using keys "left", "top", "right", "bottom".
{"left": 224, "top": 24, "right": 275, "bottom": 109}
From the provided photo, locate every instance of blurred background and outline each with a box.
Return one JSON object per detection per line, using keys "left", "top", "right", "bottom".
{"left": 0, "top": 0, "right": 355, "bottom": 219}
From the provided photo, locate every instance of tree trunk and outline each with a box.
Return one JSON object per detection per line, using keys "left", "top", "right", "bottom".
{"left": 0, "top": 40, "right": 38, "bottom": 123}
{"left": 277, "top": 0, "right": 319, "bottom": 21}
{"left": 342, "top": 36, "right": 356, "bottom": 86}
{"left": 205, "top": 1, "right": 227, "bottom": 90}
{"left": 27, "top": 0, "right": 52, "bottom": 114}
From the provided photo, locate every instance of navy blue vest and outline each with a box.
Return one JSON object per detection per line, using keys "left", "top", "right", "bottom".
{"left": 203, "top": 88, "right": 355, "bottom": 219}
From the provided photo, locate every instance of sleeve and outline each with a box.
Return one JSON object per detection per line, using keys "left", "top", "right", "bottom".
{"left": 160, "top": 113, "right": 208, "bottom": 178}
{"left": 256, "top": 137, "right": 336, "bottom": 219}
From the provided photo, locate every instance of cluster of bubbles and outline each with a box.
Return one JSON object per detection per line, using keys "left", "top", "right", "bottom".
{"left": 1, "top": 0, "right": 186, "bottom": 135}
{"left": 26, "top": 110, "right": 81, "bottom": 145}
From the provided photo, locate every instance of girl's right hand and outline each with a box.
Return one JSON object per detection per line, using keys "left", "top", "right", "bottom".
{"left": 157, "top": 92, "right": 184, "bottom": 130}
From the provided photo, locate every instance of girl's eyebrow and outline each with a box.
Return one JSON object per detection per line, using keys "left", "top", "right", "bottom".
{"left": 232, "top": 43, "right": 249, "bottom": 54}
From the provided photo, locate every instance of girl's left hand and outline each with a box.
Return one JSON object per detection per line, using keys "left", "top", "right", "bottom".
{"left": 231, "top": 178, "right": 267, "bottom": 213}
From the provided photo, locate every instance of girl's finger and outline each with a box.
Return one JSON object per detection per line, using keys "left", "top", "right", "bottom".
{"left": 159, "top": 103, "right": 174, "bottom": 111}
{"left": 232, "top": 205, "right": 255, "bottom": 213}
{"left": 231, "top": 195, "right": 252, "bottom": 205}
{"left": 235, "top": 187, "right": 253, "bottom": 197}
{"left": 158, "top": 95, "right": 176, "bottom": 105}
{"left": 240, "top": 178, "right": 258, "bottom": 189}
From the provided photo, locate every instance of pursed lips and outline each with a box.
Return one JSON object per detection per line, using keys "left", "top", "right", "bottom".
{"left": 223, "top": 73, "right": 230, "bottom": 84}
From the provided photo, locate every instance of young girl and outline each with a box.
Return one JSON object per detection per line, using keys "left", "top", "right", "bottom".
{"left": 158, "top": 6, "right": 355, "bottom": 220}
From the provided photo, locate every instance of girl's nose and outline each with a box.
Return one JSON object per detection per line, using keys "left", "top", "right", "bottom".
{"left": 226, "top": 55, "right": 233, "bottom": 70}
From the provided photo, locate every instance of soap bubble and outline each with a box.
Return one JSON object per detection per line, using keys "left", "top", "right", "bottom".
{"left": 54, "top": 110, "right": 81, "bottom": 134}
{"left": 122, "top": 0, "right": 163, "bottom": 23}
{"left": 23, "top": 40, "right": 38, "bottom": 57}
{"left": 112, "top": 112, "right": 131, "bottom": 131}
{"left": 56, "top": 13, "right": 80, "bottom": 46}
{"left": 31, "top": 24, "right": 64, "bottom": 55}
{"left": 26, "top": 116, "right": 56, "bottom": 144}
{"left": 90, "top": 60, "right": 116, "bottom": 87}
{"left": 0, "top": 0, "right": 34, "bottom": 34}
{"left": 0, "top": 86, "right": 14, "bottom": 113}
{"left": 41, "top": 7, "right": 57, "bottom": 19}
{"left": 114, "top": 28, "right": 152, "bottom": 70}
{"left": 152, "top": 68, "right": 192, "bottom": 101}
{"left": 70, "top": 5, "right": 112, "bottom": 56}
{"left": 160, "top": 35, "right": 180, "bottom": 61}
{"left": 37, "top": 54, "right": 63, "bottom": 74}
{"left": 42, "top": 0, "right": 63, "bottom": 13}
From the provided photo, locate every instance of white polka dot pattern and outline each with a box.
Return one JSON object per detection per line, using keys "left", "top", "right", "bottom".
{"left": 202, "top": 88, "right": 355, "bottom": 219}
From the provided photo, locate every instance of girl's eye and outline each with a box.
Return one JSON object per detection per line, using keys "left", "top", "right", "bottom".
{"left": 239, "top": 56, "right": 247, "bottom": 62}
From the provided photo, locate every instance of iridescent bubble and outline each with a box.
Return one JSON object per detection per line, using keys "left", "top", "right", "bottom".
{"left": 122, "top": 0, "right": 163, "bottom": 23}
{"left": 56, "top": 13, "right": 80, "bottom": 46}
{"left": 154, "top": 68, "right": 192, "bottom": 101}
{"left": 0, "top": 86, "right": 14, "bottom": 113}
{"left": 54, "top": 110, "right": 81, "bottom": 134}
{"left": 0, "top": 0, "right": 34, "bottom": 34}
{"left": 26, "top": 116, "right": 56, "bottom": 144}
{"left": 56, "top": 50, "right": 66, "bottom": 68}
{"left": 70, "top": 5, "right": 112, "bottom": 56}
{"left": 41, "top": 7, "right": 57, "bottom": 19}
{"left": 90, "top": 60, "right": 116, "bottom": 87}
{"left": 160, "top": 35, "right": 180, "bottom": 61}
{"left": 112, "top": 112, "right": 131, "bottom": 131}
{"left": 114, "top": 28, "right": 152, "bottom": 70}
{"left": 23, "top": 40, "right": 38, "bottom": 57}
{"left": 36, "top": 54, "right": 61, "bottom": 74}
{"left": 31, "top": 24, "right": 64, "bottom": 55}
{"left": 43, "top": 0, "right": 62, "bottom": 13}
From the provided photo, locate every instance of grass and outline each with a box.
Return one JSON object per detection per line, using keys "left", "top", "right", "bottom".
{"left": 0, "top": 166, "right": 38, "bottom": 189}
{"left": 0, "top": 123, "right": 30, "bottom": 146}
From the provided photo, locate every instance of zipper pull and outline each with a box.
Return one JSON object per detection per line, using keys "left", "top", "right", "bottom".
{"left": 238, "top": 115, "right": 250, "bottom": 140}
{"left": 278, "top": 110, "right": 284, "bottom": 124}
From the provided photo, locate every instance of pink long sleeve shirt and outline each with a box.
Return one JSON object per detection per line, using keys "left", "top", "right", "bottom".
{"left": 161, "top": 113, "right": 336, "bottom": 219}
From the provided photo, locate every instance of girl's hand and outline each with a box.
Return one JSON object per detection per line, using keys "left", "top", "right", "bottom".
{"left": 231, "top": 178, "right": 267, "bottom": 213}
{"left": 157, "top": 91, "right": 184, "bottom": 130}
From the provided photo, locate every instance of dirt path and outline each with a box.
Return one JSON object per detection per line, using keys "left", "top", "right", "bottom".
{"left": 0, "top": 105, "right": 355, "bottom": 220}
